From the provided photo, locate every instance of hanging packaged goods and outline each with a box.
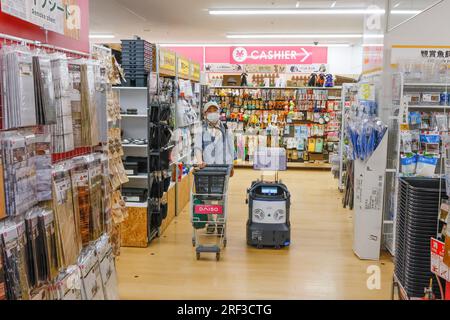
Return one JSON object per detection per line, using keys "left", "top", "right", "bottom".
{"left": 0, "top": 41, "right": 126, "bottom": 300}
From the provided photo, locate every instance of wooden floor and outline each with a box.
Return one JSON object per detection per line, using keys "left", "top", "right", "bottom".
{"left": 116, "top": 169, "right": 394, "bottom": 300}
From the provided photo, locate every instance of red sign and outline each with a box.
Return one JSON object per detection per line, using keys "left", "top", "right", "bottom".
{"left": 194, "top": 205, "right": 223, "bottom": 215}
{"left": 230, "top": 46, "right": 328, "bottom": 65}
{"left": 0, "top": 0, "right": 89, "bottom": 53}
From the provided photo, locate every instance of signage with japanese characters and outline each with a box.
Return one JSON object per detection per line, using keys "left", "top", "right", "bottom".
{"left": 0, "top": 0, "right": 81, "bottom": 39}
{"left": 431, "top": 238, "right": 449, "bottom": 281}
{"left": 391, "top": 45, "right": 450, "bottom": 65}
{"left": 190, "top": 62, "right": 200, "bottom": 82}
{"left": 230, "top": 46, "right": 328, "bottom": 65}
{"left": 159, "top": 48, "right": 176, "bottom": 76}
{"left": 178, "top": 56, "right": 190, "bottom": 79}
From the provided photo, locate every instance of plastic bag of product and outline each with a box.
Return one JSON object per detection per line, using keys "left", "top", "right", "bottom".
{"left": 55, "top": 265, "right": 82, "bottom": 300}
{"left": 400, "top": 131, "right": 413, "bottom": 153}
{"left": 95, "top": 235, "right": 119, "bottom": 300}
{"left": 77, "top": 245, "right": 105, "bottom": 300}
{"left": 416, "top": 154, "right": 439, "bottom": 177}
{"left": 400, "top": 154, "right": 417, "bottom": 175}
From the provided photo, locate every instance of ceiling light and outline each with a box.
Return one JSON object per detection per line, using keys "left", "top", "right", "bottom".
{"left": 295, "top": 1, "right": 300, "bottom": 8}
{"left": 209, "top": 8, "right": 385, "bottom": 15}
{"left": 391, "top": 10, "right": 421, "bottom": 14}
{"left": 89, "top": 34, "right": 115, "bottom": 39}
{"left": 227, "top": 34, "right": 363, "bottom": 39}
{"left": 331, "top": 1, "right": 337, "bottom": 8}
{"left": 393, "top": 2, "right": 401, "bottom": 8}
{"left": 159, "top": 43, "right": 351, "bottom": 47}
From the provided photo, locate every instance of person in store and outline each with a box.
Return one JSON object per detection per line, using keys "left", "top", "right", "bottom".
{"left": 194, "top": 101, "right": 235, "bottom": 234}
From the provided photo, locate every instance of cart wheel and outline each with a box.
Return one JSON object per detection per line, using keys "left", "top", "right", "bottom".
{"left": 196, "top": 253, "right": 201, "bottom": 260}
{"left": 223, "top": 239, "right": 227, "bottom": 248}
{"left": 257, "top": 244, "right": 263, "bottom": 250}
{"left": 275, "top": 245, "right": 281, "bottom": 250}
{"left": 192, "top": 239, "right": 196, "bottom": 247}
{"left": 216, "top": 253, "right": 221, "bottom": 261}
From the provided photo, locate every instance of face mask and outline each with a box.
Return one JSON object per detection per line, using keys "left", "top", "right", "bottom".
{"left": 206, "top": 112, "right": 220, "bottom": 123}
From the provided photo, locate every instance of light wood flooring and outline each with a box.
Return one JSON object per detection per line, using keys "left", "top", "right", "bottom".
{"left": 116, "top": 169, "right": 394, "bottom": 300}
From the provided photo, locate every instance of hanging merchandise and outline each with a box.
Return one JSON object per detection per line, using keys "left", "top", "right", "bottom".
{"left": 0, "top": 222, "right": 30, "bottom": 300}
{"left": 37, "top": 208, "right": 60, "bottom": 283}
{"left": 55, "top": 265, "right": 82, "bottom": 300}
{"left": 1, "top": 46, "right": 37, "bottom": 129}
{"left": 0, "top": 247, "right": 5, "bottom": 300}
{"left": 1, "top": 131, "right": 38, "bottom": 217}
{"left": 346, "top": 117, "right": 387, "bottom": 161}
{"left": 95, "top": 234, "right": 118, "bottom": 300}
{"left": 32, "top": 55, "right": 57, "bottom": 125}
{"left": 78, "top": 246, "right": 105, "bottom": 300}
{"left": 51, "top": 57, "right": 75, "bottom": 153}
{"left": 52, "top": 164, "right": 82, "bottom": 268}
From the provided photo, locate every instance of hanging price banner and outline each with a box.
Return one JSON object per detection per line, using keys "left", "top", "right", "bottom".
{"left": 178, "top": 57, "right": 190, "bottom": 79}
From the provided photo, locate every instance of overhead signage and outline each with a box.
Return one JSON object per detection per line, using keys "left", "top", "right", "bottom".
{"left": 159, "top": 48, "right": 176, "bottom": 75}
{"left": 230, "top": 46, "right": 328, "bottom": 65}
{"left": 191, "top": 62, "right": 201, "bottom": 81}
{"left": 1, "top": 0, "right": 81, "bottom": 39}
{"left": 178, "top": 57, "right": 190, "bottom": 78}
{"left": 391, "top": 45, "right": 450, "bottom": 66}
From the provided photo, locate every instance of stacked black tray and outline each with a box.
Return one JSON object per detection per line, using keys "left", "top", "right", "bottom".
{"left": 395, "top": 177, "right": 446, "bottom": 299}
{"left": 121, "top": 39, "right": 155, "bottom": 87}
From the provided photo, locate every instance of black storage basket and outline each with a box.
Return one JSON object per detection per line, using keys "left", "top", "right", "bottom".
{"left": 394, "top": 177, "right": 447, "bottom": 299}
{"left": 193, "top": 166, "right": 230, "bottom": 199}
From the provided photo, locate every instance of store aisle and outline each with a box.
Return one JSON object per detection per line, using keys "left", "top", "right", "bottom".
{"left": 116, "top": 169, "right": 394, "bottom": 300}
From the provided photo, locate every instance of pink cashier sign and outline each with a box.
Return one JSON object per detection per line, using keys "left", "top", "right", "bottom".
{"left": 230, "top": 46, "right": 328, "bottom": 65}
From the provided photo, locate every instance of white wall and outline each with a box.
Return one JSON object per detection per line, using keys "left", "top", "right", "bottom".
{"left": 328, "top": 46, "right": 363, "bottom": 76}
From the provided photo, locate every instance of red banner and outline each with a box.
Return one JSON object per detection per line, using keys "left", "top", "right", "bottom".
{"left": 230, "top": 46, "right": 328, "bottom": 65}
{"left": 0, "top": 0, "right": 89, "bottom": 53}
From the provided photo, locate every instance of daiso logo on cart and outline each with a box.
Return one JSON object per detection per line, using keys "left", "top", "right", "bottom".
{"left": 195, "top": 205, "right": 223, "bottom": 215}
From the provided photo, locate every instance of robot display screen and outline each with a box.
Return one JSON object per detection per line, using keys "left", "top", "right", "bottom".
{"left": 261, "top": 187, "right": 278, "bottom": 195}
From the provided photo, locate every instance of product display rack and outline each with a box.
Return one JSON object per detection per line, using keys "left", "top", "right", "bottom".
{"left": 207, "top": 86, "right": 342, "bottom": 168}
{"left": 0, "top": 35, "right": 122, "bottom": 300}
{"left": 384, "top": 73, "right": 450, "bottom": 256}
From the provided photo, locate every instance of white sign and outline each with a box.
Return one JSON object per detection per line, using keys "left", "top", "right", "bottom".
{"left": 286, "top": 64, "right": 328, "bottom": 74}
{"left": 391, "top": 46, "right": 450, "bottom": 65}
{"left": 204, "top": 63, "right": 244, "bottom": 73}
{"left": 1, "top": 0, "right": 66, "bottom": 35}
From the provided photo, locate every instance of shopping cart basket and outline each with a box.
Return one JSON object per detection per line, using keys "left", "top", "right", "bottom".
{"left": 191, "top": 165, "right": 231, "bottom": 261}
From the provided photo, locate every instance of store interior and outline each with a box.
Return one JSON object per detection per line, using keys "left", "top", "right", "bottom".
{"left": 0, "top": 0, "right": 450, "bottom": 301}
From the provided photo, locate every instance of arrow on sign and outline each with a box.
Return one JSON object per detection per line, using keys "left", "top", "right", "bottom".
{"left": 300, "top": 48, "right": 312, "bottom": 62}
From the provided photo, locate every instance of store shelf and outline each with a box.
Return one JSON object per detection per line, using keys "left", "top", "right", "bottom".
{"left": 210, "top": 86, "right": 342, "bottom": 90}
{"left": 123, "top": 144, "right": 148, "bottom": 148}
{"left": 126, "top": 202, "right": 148, "bottom": 208}
{"left": 127, "top": 175, "right": 148, "bottom": 180}
{"left": 121, "top": 114, "right": 148, "bottom": 118}
{"left": 234, "top": 160, "right": 332, "bottom": 170}
{"left": 113, "top": 86, "right": 148, "bottom": 90}
{"left": 404, "top": 82, "right": 450, "bottom": 87}
{"left": 408, "top": 105, "right": 450, "bottom": 109}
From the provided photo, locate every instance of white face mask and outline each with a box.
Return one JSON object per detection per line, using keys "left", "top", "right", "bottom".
{"left": 206, "top": 112, "right": 220, "bottom": 123}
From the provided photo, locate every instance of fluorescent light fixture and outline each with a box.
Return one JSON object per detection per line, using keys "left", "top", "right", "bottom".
{"left": 296, "top": 1, "right": 300, "bottom": 8}
{"left": 393, "top": 2, "right": 401, "bottom": 8}
{"left": 391, "top": 10, "right": 421, "bottom": 14}
{"left": 89, "top": 34, "right": 115, "bottom": 39}
{"left": 160, "top": 43, "right": 351, "bottom": 47}
{"left": 227, "top": 34, "right": 363, "bottom": 39}
{"left": 209, "top": 8, "right": 385, "bottom": 15}
{"left": 331, "top": 1, "right": 337, "bottom": 8}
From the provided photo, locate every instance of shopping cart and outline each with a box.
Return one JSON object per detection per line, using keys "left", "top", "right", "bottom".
{"left": 191, "top": 164, "right": 231, "bottom": 261}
